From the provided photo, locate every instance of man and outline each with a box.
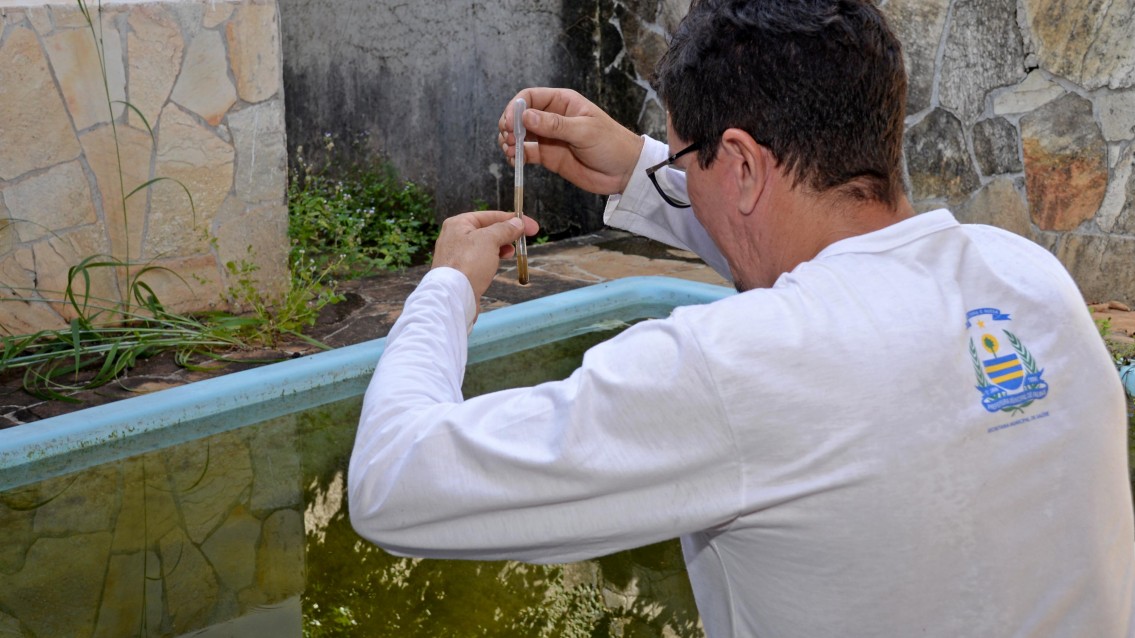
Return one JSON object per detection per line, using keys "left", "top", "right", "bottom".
{"left": 349, "top": 0, "right": 1135, "bottom": 635}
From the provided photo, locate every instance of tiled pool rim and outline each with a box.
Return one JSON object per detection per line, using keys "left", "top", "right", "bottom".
{"left": 3, "top": 274, "right": 1131, "bottom": 492}
{"left": 0, "top": 276, "right": 734, "bottom": 491}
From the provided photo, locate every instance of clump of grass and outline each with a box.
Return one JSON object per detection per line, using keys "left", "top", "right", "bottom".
{"left": 224, "top": 248, "right": 345, "bottom": 348}
{"left": 289, "top": 143, "right": 439, "bottom": 277}
{"left": 1108, "top": 338, "right": 1135, "bottom": 371}
{"left": 1096, "top": 314, "right": 1113, "bottom": 340}
{"left": 4, "top": 5, "right": 436, "bottom": 401}
{"left": 0, "top": 0, "right": 341, "bottom": 400}
{"left": 1, "top": 251, "right": 346, "bottom": 400}
{"left": 1, "top": 259, "right": 236, "bottom": 399}
{"left": 2, "top": 151, "right": 443, "bottom": 399}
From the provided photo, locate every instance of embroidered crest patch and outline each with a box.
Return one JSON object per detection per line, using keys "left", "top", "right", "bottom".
{"left": 966, "top": 308, "right": 1049, "bottom": 414}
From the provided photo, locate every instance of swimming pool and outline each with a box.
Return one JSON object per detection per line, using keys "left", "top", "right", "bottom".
{"left": 0, "top": 276, "right": 733, "bottom": 637}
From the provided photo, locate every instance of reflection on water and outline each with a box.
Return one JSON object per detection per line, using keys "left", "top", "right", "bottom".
{"left": 303, "top": 325, "right": 702, "bottom": 637}
{"left": 0, "top": 326, "right": 704, "bottom": 637}
{"left": 0, "top": 410, "right": 306, "bottom": 637}
{"left": 301, "top": 397, "right": 701, "bottom": 638}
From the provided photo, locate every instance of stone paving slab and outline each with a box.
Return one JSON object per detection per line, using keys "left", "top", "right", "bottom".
{"left": 1090, "top": 301, "right": 1135, "bottom": 346}
{"left": 0, "top": 231, "right": 728, "bottom": 427}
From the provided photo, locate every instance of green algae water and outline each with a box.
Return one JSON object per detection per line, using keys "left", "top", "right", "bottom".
{"left": 0, "top": 327, "right": 703, "bottom": 638}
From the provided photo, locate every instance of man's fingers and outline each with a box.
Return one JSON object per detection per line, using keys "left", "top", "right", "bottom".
{"left": 448, "top": 211, "right": 525, "bottom": 248}
{"left": 453, "top": 209, "right": 518, "bottom": 230}
{"left": 521, "top": 214, "right": 540, "bottom": 236}
{"left": 445, "top": 210, "right": 540, "bottom": 236}
{"left": 495, "top": 215, "right": 539, "bottom": 258}
{"left": 523, "top": 109, "right": 581, "bottom": 146}
{"left": 499, "top": 112, "right": 573, "bottom": 163}
{"left": 483, "top": 216, "right": 526, "bottom": 248}
{"left": 498, "top": 88, "right": 550, "bottom": 140}
{"left": 521, "top": 140, "right": 546, "bottom": 166}
{"left": 433, "top": 211, "right": 538, "bottom": 298}
{"left": 511, "top": 87, "right": 570, "bottom": 115}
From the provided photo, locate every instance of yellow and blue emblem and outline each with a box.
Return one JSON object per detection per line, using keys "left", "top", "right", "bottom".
{"left": 966, "top": 308, "right": 1048, "bottom": 413}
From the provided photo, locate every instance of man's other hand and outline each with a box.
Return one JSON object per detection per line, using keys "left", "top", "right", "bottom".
{"left": 498, "top": 88, "right": 645, "bottom": 196}
{"left": 431, "top": 211, "right": 540, "bottom": 299}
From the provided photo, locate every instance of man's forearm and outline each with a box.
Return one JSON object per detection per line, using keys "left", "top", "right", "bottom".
{"left": 347, "top": 268, "right": 474, "bottom": 548}
{"left": 362, "top": 267, "right": 475, "bottom": 419}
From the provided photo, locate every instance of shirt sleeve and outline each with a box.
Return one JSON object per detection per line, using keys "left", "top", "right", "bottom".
{"left": 604, "top": 135, "right": 732, "bottom": 281}
{"left": 348, "top": 270, "right": 743, "bottom": 564}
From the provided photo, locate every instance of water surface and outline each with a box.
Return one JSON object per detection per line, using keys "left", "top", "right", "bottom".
{"left": 0, "top": 327, "right": 703, "bottom": 637}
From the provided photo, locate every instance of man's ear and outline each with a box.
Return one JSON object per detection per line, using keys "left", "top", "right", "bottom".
{"left": 720, "top": 128, "right": 768, "bottom": 215}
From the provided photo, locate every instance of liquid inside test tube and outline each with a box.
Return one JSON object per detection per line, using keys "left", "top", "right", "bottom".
{"left": 514, "top": 98, "right": 529, "bottom": 285}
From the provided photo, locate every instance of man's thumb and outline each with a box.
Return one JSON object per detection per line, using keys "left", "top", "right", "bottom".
{"left": 525, "top": 109, "right": 568, "bottom": 141}
{"left": 488, "top": 216, "right": 525, "bottom": 246}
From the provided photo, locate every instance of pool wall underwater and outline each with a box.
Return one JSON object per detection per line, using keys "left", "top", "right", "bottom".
{"left": 0, "top": 276, "right": 734, "bottom": 492}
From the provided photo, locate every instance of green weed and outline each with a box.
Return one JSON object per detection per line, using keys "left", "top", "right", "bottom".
{"left": 1093, "top": 310, "right": 1135, "bottom": 375}
{"left": 1, "top": 258, "right": 246, "bottom": 400}
{"left": 75, "top": 0, "right": 196, "bottom": 315}
{"left": 1096, "top": 315, "right": 1113, "bottom": 340}
{"left": 289, "top": 143, "right": 439, "bottom": 277}
{"left": 224, "top": 248, "right": 345, "bottom": 348}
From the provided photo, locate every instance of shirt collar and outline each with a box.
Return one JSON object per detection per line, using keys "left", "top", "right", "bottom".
{"left": 813, "top": 208, "right": 959, "bottom": 261}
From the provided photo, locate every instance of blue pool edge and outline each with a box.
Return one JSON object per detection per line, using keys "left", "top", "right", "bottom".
{"left": 0, "top": 276, "right": 734, "bottom": 486}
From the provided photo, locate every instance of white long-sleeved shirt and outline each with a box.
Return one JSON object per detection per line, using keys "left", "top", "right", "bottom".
{"left": 350, "top": 136, "right": 1135, "bottom": 637}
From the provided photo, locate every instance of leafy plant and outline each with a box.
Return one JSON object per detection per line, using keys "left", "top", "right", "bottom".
{"left": 224, "top": 248, "right": 345, "bottom": 348}
{"left": 289, "top": 144, "right": 439, "bottom": 277}
{"left": 1093, "top": 310, "right": 1135, "bottom": 375}
{"left": 1106, "top": 338, "right": 1135, "bottom": 371}
{"left": 0, "top": 0, "right": 219, "bottom": 398}
{"left": 1095, "top": 314, "right": 1113, "bottom": 340}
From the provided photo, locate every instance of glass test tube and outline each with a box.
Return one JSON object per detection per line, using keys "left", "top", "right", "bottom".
{"left": 514, "top": 98, "right": 529, "bottom": 285}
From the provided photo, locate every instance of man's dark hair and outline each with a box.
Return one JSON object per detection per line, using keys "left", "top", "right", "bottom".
{"left": 652, "top": 0, "right": 907, "bottom": 205}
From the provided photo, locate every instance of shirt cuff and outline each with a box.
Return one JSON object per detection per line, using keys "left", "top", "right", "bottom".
{"left": 420, "top": 267, "right": 478, "bottom": 335}
{"left": 603, "top": 136, "right": 672, "bottom": 226}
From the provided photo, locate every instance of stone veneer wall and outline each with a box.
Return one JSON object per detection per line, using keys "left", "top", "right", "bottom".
{"left": 885, "top": 0, "right": 1135, "bottom": 305}
{"left": 593, "top": 0, "right": 1135, "bottom": 303}
{"left": 0, "top": 0, "right": 288, "bottom": 334}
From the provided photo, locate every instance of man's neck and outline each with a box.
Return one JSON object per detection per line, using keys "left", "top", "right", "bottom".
{"left": 796, "top": 190, "right": 916, "bottom": 255}
{"left": 737, "top": 189, "right": 915, "bottom": 290}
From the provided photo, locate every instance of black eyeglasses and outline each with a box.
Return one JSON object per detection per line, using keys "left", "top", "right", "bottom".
{"left": 645, "top": 141, "right": 703, "bottom": 208}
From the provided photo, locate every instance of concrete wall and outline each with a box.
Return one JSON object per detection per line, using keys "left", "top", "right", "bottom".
{"left": 281, "top": 0, "right": 1135, "bottom": 303}
{"left": 278, "top": 0, "right": 687, "bottom": 237}
{"left": 0, "top": 0, "right": 288, "bottom": 334}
